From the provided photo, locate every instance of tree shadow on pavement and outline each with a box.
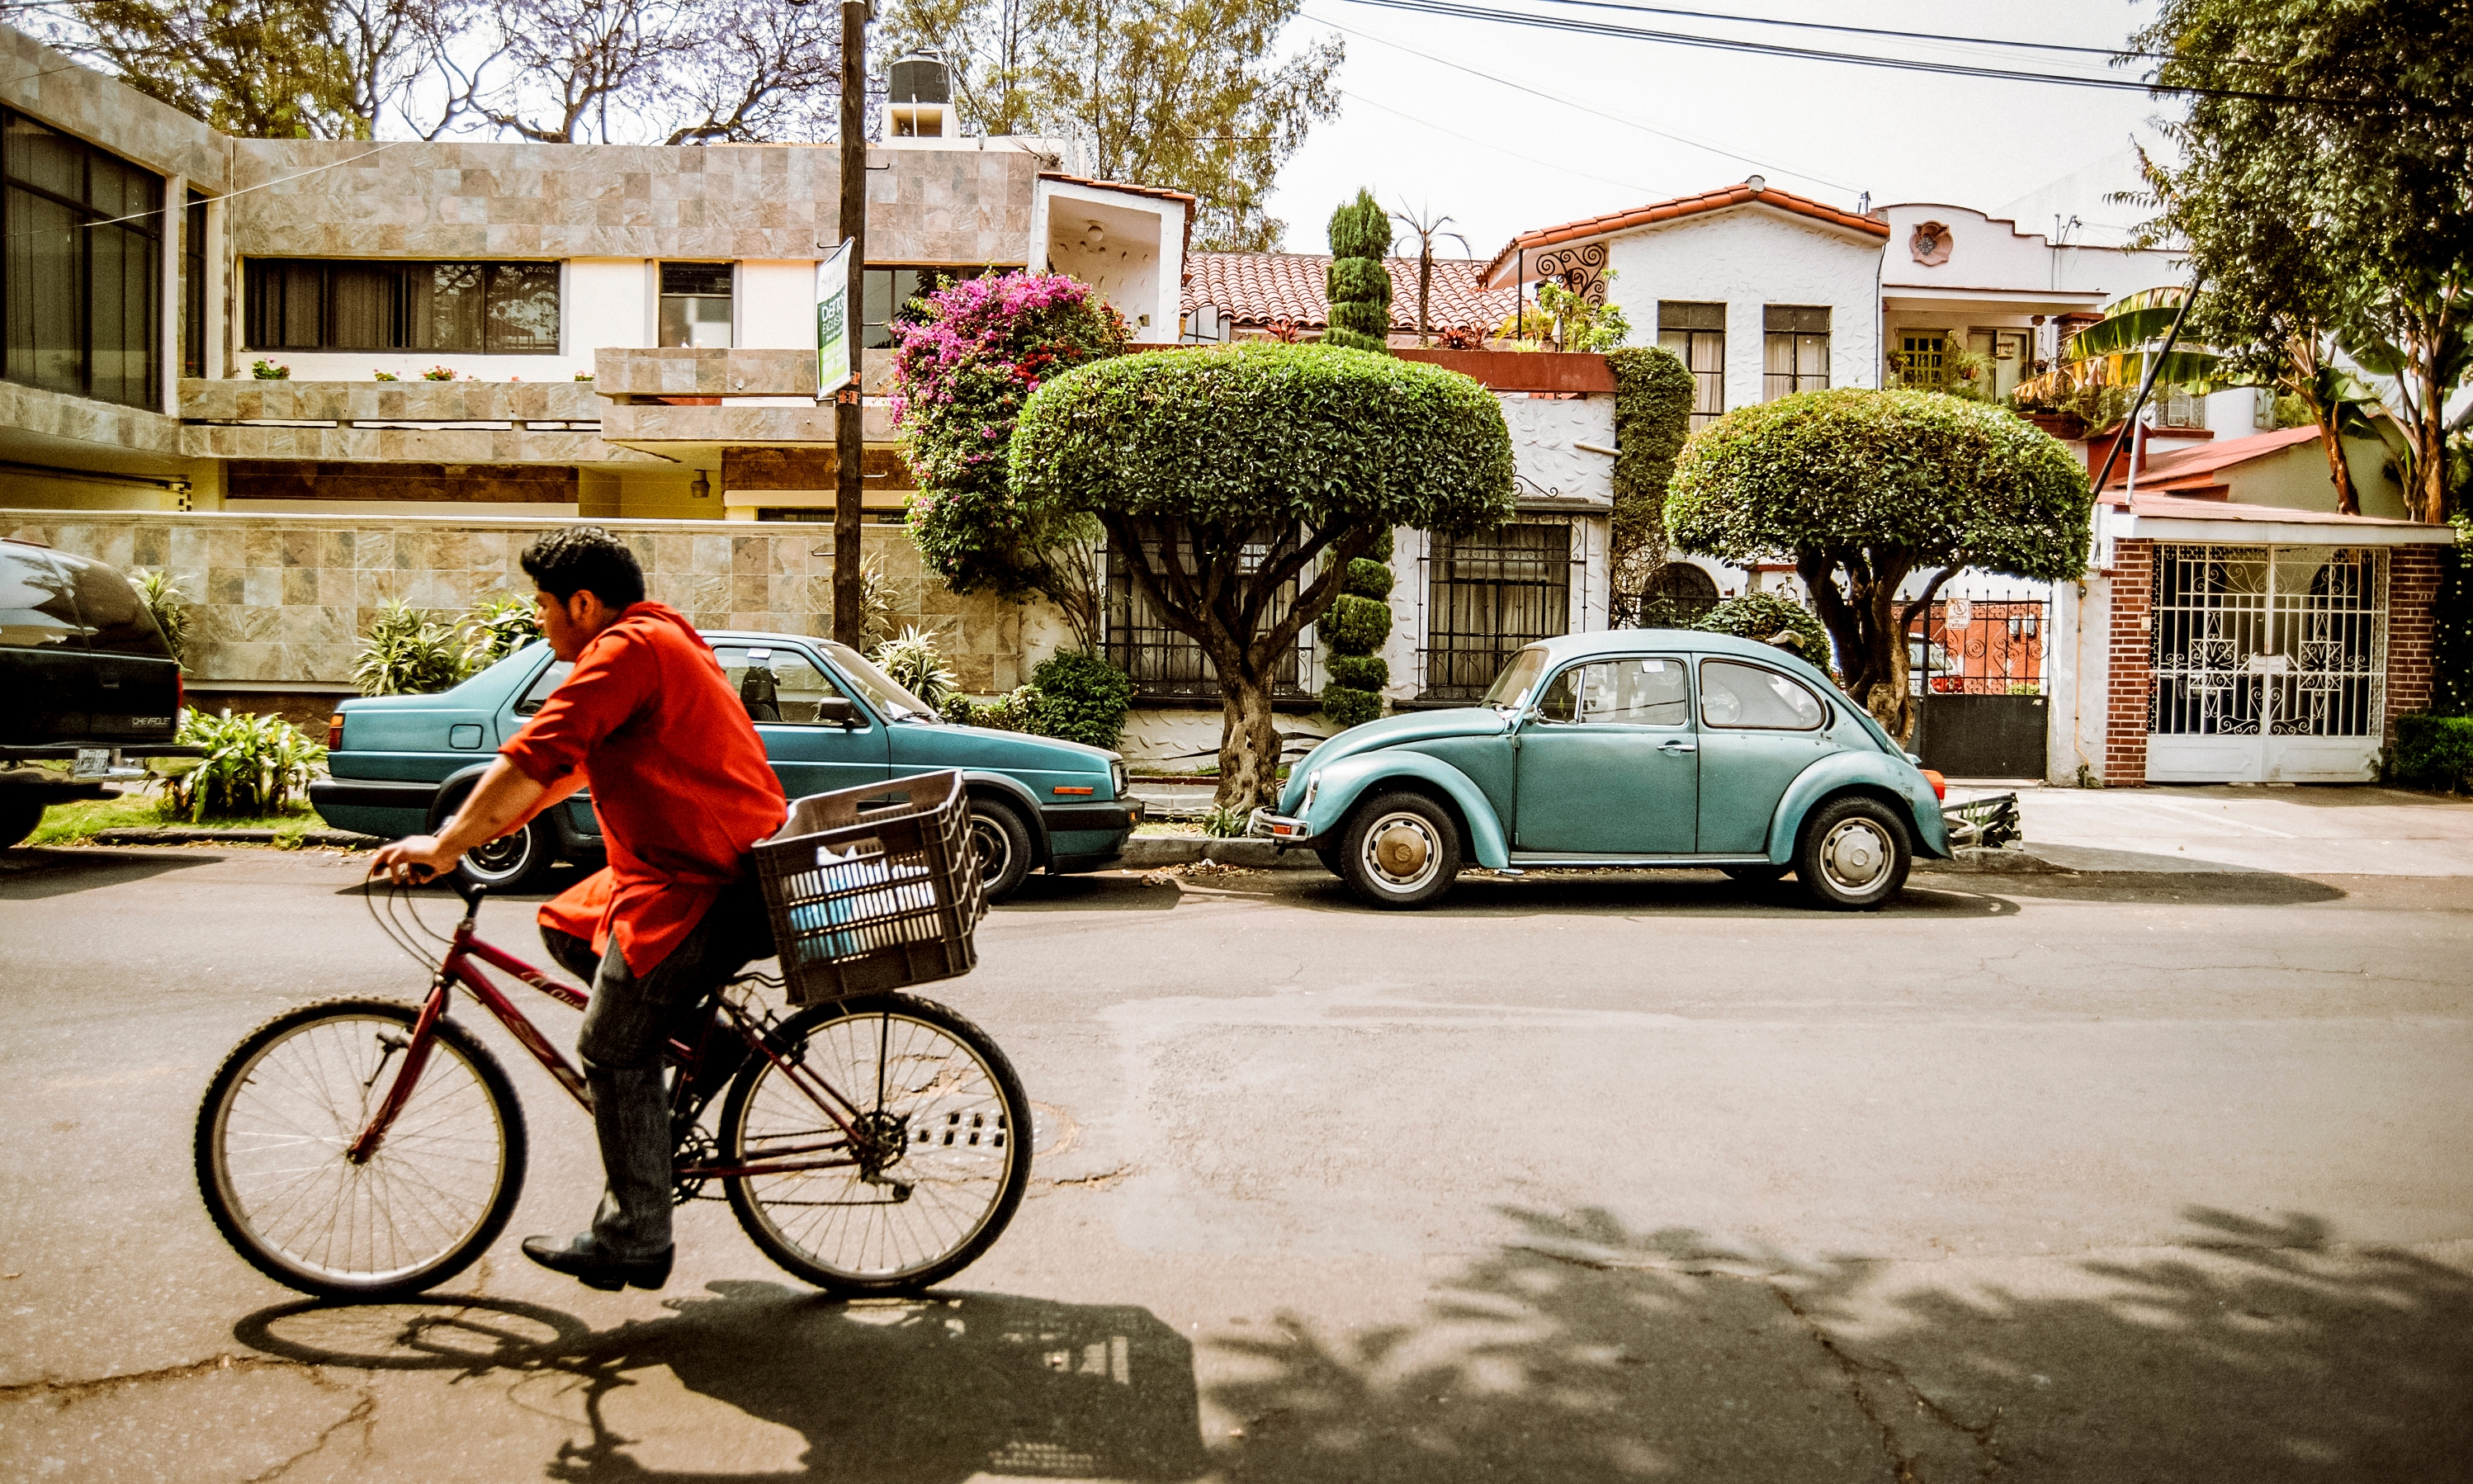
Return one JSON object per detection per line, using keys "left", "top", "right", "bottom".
{"left": 0, "top": 844, "right": 222, "bottom": 899}
{"left": 1207, "top": 1207, "right": 2471, "bottom": 1483}
{"left": 234, "top": 1282, "right": 1207, "bottom": 1483}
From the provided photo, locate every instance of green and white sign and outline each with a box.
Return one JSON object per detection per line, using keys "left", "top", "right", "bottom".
{"left": 816, "top": 239, "right": 854, "bottom": 395}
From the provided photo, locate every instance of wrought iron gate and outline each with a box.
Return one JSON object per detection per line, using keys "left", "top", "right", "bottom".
{"left": 2148, "top": 544, "right": 2386, "bottom": 782}
{"left": 1907, "top": 594, "right": 2050, "bottom": 777}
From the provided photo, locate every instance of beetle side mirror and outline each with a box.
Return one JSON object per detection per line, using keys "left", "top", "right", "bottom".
{"left": 816, "top": 696, "right": 861, "bottom": 728}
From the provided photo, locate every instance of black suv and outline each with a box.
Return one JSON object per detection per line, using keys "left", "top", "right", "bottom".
{"left": 1, "top": 537, "right": 190, "bottom": 846}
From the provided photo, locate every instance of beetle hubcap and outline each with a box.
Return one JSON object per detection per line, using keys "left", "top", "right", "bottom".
{"left": 1363, "top": 813, "right": 1438, "bottom": 891}
{"left": 1820, "top": 820, "right": 1889, "bottom": 892}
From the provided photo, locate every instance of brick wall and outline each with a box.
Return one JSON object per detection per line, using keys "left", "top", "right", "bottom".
{"left": 2387, "top": 545, "right": 2442, "bottom": 740}
{"left": 2103, "top": 539, "right": 2154, "bottom": 786}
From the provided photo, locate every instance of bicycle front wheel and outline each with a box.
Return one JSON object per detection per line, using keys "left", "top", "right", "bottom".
{"left": 721, "top": 993, "right": 1030, "bottom": 1296}
{"left": 196, "top": 999, "right": 526, "bottom": 1300}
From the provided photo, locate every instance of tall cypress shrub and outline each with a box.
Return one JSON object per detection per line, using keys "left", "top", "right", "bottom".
{"left": 1319, "top": 530, "right": 1395, "bottom": 728}
{"left": 1324, "top": 189, "right": 1393, "bottom": 353}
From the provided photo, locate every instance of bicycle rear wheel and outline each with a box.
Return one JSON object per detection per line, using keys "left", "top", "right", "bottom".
{"left": 196, "top": 999, "right": 526, "bottom": 1300}
{"left": 720, "top": 993, "right": 1030, "bottom": 1296}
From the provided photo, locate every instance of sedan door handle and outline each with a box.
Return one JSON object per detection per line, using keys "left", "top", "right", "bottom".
{"left": 1660, "top": 739, "right": 1697, "bottom": 753}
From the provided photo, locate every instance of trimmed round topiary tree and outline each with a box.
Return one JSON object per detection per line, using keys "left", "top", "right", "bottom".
{"left": 1012, "top": 343, "right": 1514, "bottom": 810}
{"left": 1323, "top": 189, "right": 1393, "bottom": 354}
{"left": 1667, "top": 387, "right": 2092, "bottom": 742}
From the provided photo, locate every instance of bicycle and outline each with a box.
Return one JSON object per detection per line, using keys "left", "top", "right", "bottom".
{"left": 193, "top": 869, "right": 1031, "bottom": 1302}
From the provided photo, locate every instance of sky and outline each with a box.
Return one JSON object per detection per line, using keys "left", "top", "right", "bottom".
{"left": 1258, "top": 0, "right": 2180, "bottom": 261}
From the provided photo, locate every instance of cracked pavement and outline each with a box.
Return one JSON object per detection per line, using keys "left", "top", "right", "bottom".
{"left": 2, "top": 842, "right": 2468, "bottom": 1481}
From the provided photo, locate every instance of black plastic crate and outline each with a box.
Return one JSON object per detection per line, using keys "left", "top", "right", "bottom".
{"left": 754, "top": 770, "right": 986, "bottom": 1004}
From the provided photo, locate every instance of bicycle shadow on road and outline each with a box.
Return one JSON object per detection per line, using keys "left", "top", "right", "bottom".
{"left": 234, "top": 1281, "right": 1208, "bottom": 1482}
{"left": 1205, "top": 1205, "right": 2472, "bottom": 1482}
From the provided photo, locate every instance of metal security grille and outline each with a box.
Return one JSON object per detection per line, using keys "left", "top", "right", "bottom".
{"left": 1104, "top": 540, "right": 1309, "bottom": 702}
{"left": 2150, "top": 545, "right": 2385, "bottom": 738}
{"left": 1420, "top": 522, "right": 1574, "bottom": 699}
{"left": 1908, "top": 595, "right": 2047, "bottom": 695}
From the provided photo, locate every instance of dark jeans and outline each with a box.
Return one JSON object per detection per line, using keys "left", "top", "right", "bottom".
{"left": 541, "top": 877, "right": 773, "bottom": 1260}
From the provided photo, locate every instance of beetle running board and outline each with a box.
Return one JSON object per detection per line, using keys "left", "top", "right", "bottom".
{"left": 1502, "top": 853, "right": 1777, "bottom": 868}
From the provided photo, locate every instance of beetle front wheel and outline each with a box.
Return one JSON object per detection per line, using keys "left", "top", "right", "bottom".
{"left": 1336, "top": 792, "right": 1462, "bottom": 909}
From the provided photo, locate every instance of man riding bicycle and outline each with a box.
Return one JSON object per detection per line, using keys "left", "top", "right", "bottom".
{"left": 372, "top": 527, "right": 785, "bottom": 1292}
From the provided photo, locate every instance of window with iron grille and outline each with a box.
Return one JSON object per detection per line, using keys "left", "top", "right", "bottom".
{"left": 1421, "top": 522, "right": 1573, "bottom": 700}
{"left": 1762, "top": 305, "right": 1829, "bottom": 399}
{"left": 1657, "top": 301, "right": 1725, "bottom": 428}
{"left": 1104, "top": 538, "right": 1311, "bottom": 702}
{"left": 1895, "top": 331, "right": 1947, "bottom": 388}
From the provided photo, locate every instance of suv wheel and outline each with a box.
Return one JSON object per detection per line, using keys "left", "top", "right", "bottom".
{"left": 455, "top": 815, "right": 555, "bottom": 893}
{"left": 968, "top": 799, "right": 1033, "bottom": 903}
{"left": 1336, "top": 792, "right": 1461, "bottom": 910}
{"left": 1, "top": 798, "right": 44, "bottom": 849}
{"left": 1794, "top": 796, "right": 1911, "bottom": 910}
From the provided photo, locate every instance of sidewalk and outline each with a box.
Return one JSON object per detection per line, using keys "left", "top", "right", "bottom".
{"left": 1948, "top": 782, "right": 2473, "bottom": 877}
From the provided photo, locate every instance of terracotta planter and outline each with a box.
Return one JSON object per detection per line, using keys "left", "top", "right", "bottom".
{"left": 2020, "top": 412, "right": 2085, "bottom": 440}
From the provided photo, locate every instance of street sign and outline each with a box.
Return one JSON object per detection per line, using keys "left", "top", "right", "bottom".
{"left": 816, "top": 239, "right": 854, "bottom": 397}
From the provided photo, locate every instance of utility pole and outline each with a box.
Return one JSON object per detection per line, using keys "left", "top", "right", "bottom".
{"left": 832, "top": 0, "right": 870, "bottom": 648}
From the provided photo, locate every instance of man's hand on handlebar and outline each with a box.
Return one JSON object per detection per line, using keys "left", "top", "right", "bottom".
{"left": 371, "top": 834, "right": 460, "bottom": 885}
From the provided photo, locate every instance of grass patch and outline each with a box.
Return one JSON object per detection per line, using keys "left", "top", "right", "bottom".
{"left": 29, "top": 792, "right": 327, "bottom": 846}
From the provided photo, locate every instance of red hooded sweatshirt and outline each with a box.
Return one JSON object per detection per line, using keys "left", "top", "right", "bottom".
{"left": 500, "top": 602, "right": 786, "bottom": 976}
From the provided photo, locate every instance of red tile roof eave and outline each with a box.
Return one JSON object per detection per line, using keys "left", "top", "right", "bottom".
{"left": 1482, "top": 182, "right": 1889, "bottom": 286}
{"left": 2098, "top": 424, "right": 2326, "bottom": 490}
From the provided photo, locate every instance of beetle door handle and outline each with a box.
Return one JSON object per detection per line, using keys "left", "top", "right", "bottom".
{"left": 1660, "top": 739, "right": 1697, "bottom": 753}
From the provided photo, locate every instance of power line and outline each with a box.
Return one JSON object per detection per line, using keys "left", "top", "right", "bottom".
{"left": 1517, "top": 0, "right": 2191, "bottom": 64}
{"left": 1336, "top": 0, "right": 2356, "bottom": 106}
{"left": 1312, "top": 12, "right": 1861, "bottom": 196}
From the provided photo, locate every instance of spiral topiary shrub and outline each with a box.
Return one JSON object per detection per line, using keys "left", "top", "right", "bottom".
{"left": 1318, "top": 555, "right": 1397, "bottom": 728}
{"left": 1323, "top": 189, "right": 1393, "bottom": 354}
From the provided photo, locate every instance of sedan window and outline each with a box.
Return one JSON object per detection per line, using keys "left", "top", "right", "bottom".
{"left": 1700, "top": 659, "right": 1825, "bottom": 730}
{"left": 712, "top": 646, "right": 858, "bottom": 726}
{"left": 513, "top": 658, "right": 573, "bottom": 716}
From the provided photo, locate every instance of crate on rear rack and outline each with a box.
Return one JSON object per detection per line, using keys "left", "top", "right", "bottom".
{"left": 754, "top": 770, "right": 987, "bottom": 1004}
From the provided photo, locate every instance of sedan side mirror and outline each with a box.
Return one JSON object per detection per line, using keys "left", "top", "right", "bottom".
{"left": 816, "top": 696, "right": 861, "bottom": 728}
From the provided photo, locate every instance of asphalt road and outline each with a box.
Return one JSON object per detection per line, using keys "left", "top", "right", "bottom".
{"left": 2, "top": 843, "right": 2468, "bottom": 1482}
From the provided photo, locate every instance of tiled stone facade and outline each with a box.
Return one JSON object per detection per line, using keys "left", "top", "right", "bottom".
{"left": 3, "top": 509, "right": 1063, "bottom": 695}
{"left": 229, "top": 140, "right": 1042, "bottom": 264}
{"left": 1, "top": 28, "right": 229, "bottom": 187}
{"left": 2102, "top": 539, "right": 2154, "bottom": 787}
{"left": 0, "top": 382, "right": 185, "bottom": 464}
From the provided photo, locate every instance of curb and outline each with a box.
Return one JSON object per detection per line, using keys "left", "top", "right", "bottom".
{"left": 1917, "top": 846, "right": 2062, "bottom": 875}
{"left": 1117, "top": 836, "right": 1322, "bottom": 871}
{"left": 86, "top": 827, "right": 381, "bottom": 848}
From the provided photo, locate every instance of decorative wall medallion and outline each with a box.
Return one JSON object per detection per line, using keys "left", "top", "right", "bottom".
{"left": 1910, "top": 221, "right": 1952, "bottom": 266}
{"left": 1532, "top": 240, "right": 1610, "bottom": 306}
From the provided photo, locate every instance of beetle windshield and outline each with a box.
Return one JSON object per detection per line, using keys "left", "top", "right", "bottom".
{"left": 1479, "top": 647, "right": 1550, "bottom": 711}
{"left": 820, "top": 640, "right": 941, "bottom": 721}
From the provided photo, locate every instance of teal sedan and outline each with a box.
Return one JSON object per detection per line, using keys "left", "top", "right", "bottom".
{"left": 310, "top": 632, "right": 1139, "bottom": 900}
{"left": 1250, "top": 631, "right": 1950, "bottom": 910}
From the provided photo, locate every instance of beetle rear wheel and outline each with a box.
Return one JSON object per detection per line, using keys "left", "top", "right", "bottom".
{"left": 1794, "top": 796, "right": 1912, "bottom": 910}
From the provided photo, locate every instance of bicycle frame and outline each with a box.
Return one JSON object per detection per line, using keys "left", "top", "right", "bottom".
{"left": 349, "top": 887, "right": 888, "bottom": 1187}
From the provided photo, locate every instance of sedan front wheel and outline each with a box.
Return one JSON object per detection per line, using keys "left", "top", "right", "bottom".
{"left": 1336, "top": 792, "right": 1461, "bottom": 910}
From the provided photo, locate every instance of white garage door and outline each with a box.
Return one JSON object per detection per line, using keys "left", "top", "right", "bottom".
{"left": 2147, "top": 545, "right": 2386, "bottom": 784}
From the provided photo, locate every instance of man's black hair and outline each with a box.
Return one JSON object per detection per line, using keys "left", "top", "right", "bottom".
{"left": 521, "top": 526, "right": 645, "bottom": 608}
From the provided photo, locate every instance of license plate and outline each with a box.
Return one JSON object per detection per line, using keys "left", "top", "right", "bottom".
{"left": 73, "top": 748, "right": 111, "bottom": 777}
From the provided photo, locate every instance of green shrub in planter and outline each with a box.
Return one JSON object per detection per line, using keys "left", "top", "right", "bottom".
{"left": 2391, "top": 713, "right": 2473, "bottom": 792}
{"left": 163, "top": 710, "right": 326, "bottom": 821}
{"left": 354, "top": 602, "right": 467, "bottom": 696}
{"left": 1694, "top": 591, "right": 1833, "bottom": 673}
{"left": 1344, "top": 557, "right": 1395, "bottom": 599}
{"left": 1326, "top": 654, "right": 1389, "bottom": 691}
{"left": 1028, "top": 650, "right": 1135, "bottom": 749}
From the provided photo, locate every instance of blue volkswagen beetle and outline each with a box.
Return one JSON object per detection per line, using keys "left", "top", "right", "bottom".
{"left": 1251, "top": 631, "right": 1949, "bottom": 910}
{"left": 310, "top": 632, "right": 1139, "bottom": 900}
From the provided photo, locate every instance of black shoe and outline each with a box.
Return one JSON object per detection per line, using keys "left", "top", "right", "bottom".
{"left": 521, "top": 1232, "right": 674, "bottom": 1292}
